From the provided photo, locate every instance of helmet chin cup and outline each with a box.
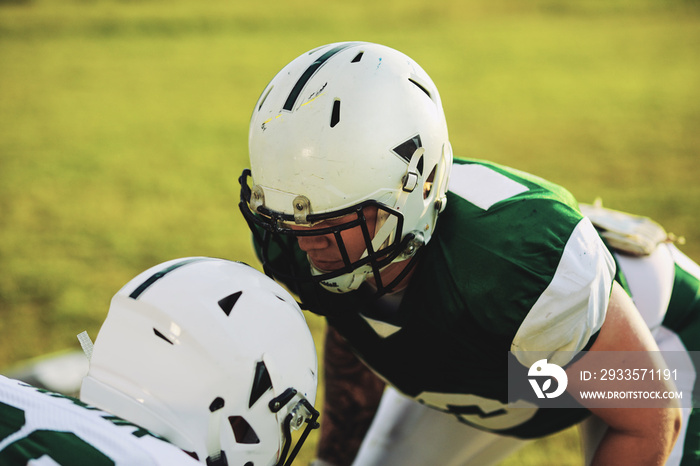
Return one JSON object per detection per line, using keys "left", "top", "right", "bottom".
{"left": 312, "top": 263, "right": 370, "bottom": 293}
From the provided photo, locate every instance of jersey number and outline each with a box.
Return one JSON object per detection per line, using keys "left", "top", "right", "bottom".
{"left": 416, "top": 392, "right": 538, "bottom": 431}
{"left": 0, "top": 401, "right": 113, "bottom": 465}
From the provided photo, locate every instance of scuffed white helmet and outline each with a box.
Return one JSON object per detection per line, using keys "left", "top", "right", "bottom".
{"left": 80, "top": 257, "right": 319, "bottom": 466}
{"left": 240, "top": 41, "right": 452, "bottom": 295}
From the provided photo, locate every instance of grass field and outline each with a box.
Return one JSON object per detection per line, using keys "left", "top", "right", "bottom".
{"left": 1, "top": 0, "right": 699, "bottom": 464}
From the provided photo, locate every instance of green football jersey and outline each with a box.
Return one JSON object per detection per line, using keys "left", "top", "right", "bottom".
{"left": 259, "top": 158, "right": 620, "bottom": 438}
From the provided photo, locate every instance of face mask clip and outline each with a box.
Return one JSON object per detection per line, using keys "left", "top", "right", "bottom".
{"left": 269, "top": 388, "right": 321, "bottom": 466}
{"left": 293, "top": 196, "right": 312, "bottom": 225}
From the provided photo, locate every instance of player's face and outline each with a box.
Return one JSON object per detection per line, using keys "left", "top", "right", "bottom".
{"left": 291, "top": 207, "right": 378, "bottom": 272}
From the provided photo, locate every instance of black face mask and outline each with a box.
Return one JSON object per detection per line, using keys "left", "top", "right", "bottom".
{"left": 238, "top": 169, "right": 418, "bottom": 311}
{"left": 270, "top": 388, "right": 320, "bottom": 466}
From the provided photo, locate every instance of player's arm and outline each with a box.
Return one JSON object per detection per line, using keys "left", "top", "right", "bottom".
{"left": 566, "top": 282, "right": 682, "bottom": 466}
{"left": 315, "top": 325, "right": 386, "bottom": 466}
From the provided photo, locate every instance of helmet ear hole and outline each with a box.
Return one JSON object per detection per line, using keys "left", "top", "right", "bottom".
{"left": 416, "top": 155, "right": 424, "bottom": 177}
{"left": 392, "top": 134, "right": 422, "bottom": 164}
{"left": 228, "top": 416, "right": 260, "bottom": 444}
{"left": 423, "top": 165, "right": 437, "bottom": 200}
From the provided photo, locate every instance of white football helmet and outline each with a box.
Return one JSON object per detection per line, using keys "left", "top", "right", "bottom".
{"left": 80, "top": 257, "right": 319, "bottom": 466}
{"left": 240, "top": 41, "right": 452, "bottom": 296}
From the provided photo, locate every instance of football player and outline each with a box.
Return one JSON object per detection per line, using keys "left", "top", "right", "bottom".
{"left": 239, "top": 41, "right": 700, "bottom": 465}
{"left": 0, "top": 257, "right": 319, "bottom": 465}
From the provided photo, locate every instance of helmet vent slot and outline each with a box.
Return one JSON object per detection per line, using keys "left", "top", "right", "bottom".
{"left": 218, "top": 291, "right": 242, "bottom": 316}
{"left": 351, "top": 51, "right": 364, "bottom": 63}
{"left": 229, "top": 416, "right": 260, "bottom": 444}
{"left": 153, "top": 328, "right": 174, "bottom": 345}
{"left": 408, "top": 78, "right": 431, "bottom": 99}
{"left": 249, "top": 361, "right": 273, "bottom": 408}
{"left": 424, "top": 165, "right": 437, "bottom": 199}
{"left": 258, "top": 85, "right": 274, "bottom": 111}
{"left": 330, "top": 100, "right": 341, "bottom": 128}
{"left": 392, "top": 134, "right": 423, "bottom": 165}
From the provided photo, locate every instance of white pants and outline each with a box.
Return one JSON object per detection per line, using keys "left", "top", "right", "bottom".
{"left": 352, "top": 245, "right": 697, "bottom": 466}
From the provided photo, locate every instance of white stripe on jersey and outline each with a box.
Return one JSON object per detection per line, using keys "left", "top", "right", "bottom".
{"left": 448, "top": 163, "right": 529, "bottom": 210}
{"left": 510, "top": 217, "right": 615, "bottom": 367}
{"left": 28, "top": 457, "right": 60, "bottom": 466}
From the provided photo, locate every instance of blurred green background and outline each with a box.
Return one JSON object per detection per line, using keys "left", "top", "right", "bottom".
{"left": 1, "top": 0, "right": 699, "bottom": 464}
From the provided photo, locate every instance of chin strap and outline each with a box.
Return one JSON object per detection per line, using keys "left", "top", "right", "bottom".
{"left": 365, "top": 146, "right": 425, "bottom": 265}
{"left": 205, "top": 397, "right": 228, "bottom": 466}
{"left": 206, "top": 452, "right": 228, "bottom": 466}
{"left": 313, "top": 263, "right": 370, "bottom": 293}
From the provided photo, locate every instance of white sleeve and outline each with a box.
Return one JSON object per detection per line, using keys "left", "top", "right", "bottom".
{"left": 510, "top": 217, "right": 616, "bottom": 367}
